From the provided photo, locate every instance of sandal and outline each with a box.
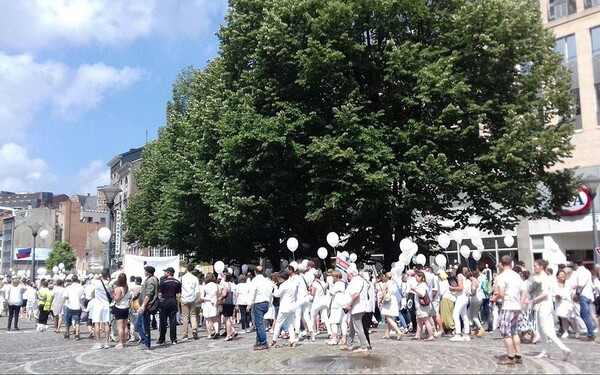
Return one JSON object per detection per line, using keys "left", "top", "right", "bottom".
{"left": 411, "top": 337, "right": 421, "bottom": 340}
{"left": 382, "top": 335, "right": 390, "bottom": 340}
{"left": 424, "top": 337, "right": 435, "bottom": 341}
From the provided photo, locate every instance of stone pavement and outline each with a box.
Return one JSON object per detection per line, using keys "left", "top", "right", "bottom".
{"left": 0, "top": 316, "right": 598, "bottom": 374}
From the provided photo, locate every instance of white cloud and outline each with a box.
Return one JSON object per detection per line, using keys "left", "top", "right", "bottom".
{"left": 76, "top": 160, "right": 110, "bottom": 195}
{"left": 0, "top": 143, "right": 50, "bottom": 192}
{"left": 0, "top": 0, "right": 228, "bottom": 51}
{"left": 0, "top": 52, "right": 144, "bottom": 141}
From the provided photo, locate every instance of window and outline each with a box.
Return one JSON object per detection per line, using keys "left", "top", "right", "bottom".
{"left": 531, "top": 235, "right": 545, "bottom": 250}
{"left": 100, "top": 218, "right": 106, "bottom": 225}
{"left": 595, "top": 83, "right": 600, "bottom": 114}
{"left": 555, "top": 35, "right": 577, "bottom": 63}
{"left": 572, "top": 89, "right": 581, "bottom": 116}
{"left": 549, "top": 0, "right": 577, "bottom": 21}
{"left": 592, "top": 27, "right": 600, "bottom": 54}
{"left": 162, "top": 248, "right": 173, "bottom": 257}
{"left": 585, "top": 0, "right": 600, "bottom": 9}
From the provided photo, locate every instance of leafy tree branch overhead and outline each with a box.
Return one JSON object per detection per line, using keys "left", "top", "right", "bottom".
{"left": 124, "top": 0, "right": 576, "bottom": 267}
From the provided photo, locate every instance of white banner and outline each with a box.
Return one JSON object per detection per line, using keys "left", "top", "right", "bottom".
{"left": 115, "top": 210, "right": 122, "bottom": 256}
{"left": 122, "top": 254, "right": 179, "bottom": 279}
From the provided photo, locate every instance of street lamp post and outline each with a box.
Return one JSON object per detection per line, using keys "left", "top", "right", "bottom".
{"left": 98, "top": 185, "right": 121, "bottom": 271}
{"left": 28, "top": 223, "right": 42, "bottom": 281}
{"left": 582, "top": 175, "right": 600, "bottom": 265}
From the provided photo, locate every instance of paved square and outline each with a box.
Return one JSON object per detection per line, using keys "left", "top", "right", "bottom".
{"left": 0, "top": 317, "right": 597, "bottom": 374}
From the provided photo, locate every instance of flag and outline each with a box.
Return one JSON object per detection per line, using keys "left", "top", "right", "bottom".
{"left": 335, "top": 251, "right": 350, "bottom": 276}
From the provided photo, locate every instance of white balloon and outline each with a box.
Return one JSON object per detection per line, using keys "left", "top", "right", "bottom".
{"left": 287, "top": 237, "right": 299, "bottom": 252}
{"left": 503, "top": 235, "right": 515, "bottom": 248}
{"left": 472, "top": 250, "right": 482, "bottom": 261}
{"left": 227, "top": 267, "right": 233, "bottom": 274}
{"left": 349, "top": 253, "right": 357, "bottom": 262}
{"left": 451, "top": 229, "right": 463, "bottom": 244}
{"left": 410, "top": 242, "right": 419, "bottom": 255}
{"left": 460, "top": 245, "right": 471, "bottom": 259}
{"left": 342, "top": 251, "right": 350, "bottom": 260}
{"left": 242, "top": 264, "right": 249, "bottom": 273}
{"left": 281, "top": 259, "right": 289, "bottom": 268}
{"left": 399, "top": 238, "right": 413, "bottom": 253}
{"left": 476, "top": 243, "right": 484, "bottom": 250}
{"left": 472, "top": 237, "right": 483, "bottom": 247}
{"left": 39, "top": 229, "right": 49, "bottom": 240}
{"left": 435, "top": 254, "right": 447, "bottom": 268}
{"left": 214, "top": 261, "right": 225, "bottom": 274}
{"left": 416, "top": 254, "right": 426, "bottom": 266}
{"left": 52, "top": 266, "right": 59, "bottom": 273}
{"left": 37, "top": 268, "right": 47, "bottom": 276}
{"left": 399, "top": 252, "right": 411, "bottom": 265}
{"left": 98, "top": 227, "right": 111, "bottom": 243}
{"left": 265, "top": 268, "right": 273, "bottom": 277}
{"left": 317, "top": 247, "right": 328, "bottom": 260}
{"left": 437, "top": 234, "right": 451, "bottom": 249}
{"left": 58, "top": 263, "right": 65, "bottom": 270}
{"left": 327, "top": 232, "right": 340, "bottom": 247}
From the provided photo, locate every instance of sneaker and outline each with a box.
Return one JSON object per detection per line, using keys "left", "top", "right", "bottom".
{"left": 103, "top": 343, "right": 110, "bottom": 349}
{"left": 92, "top": 343, "right": 103, "bottom": 350}
{"left": 171, "top": 341, "right": 177, "bottom": 345}
{"left": 340, "top": 344, "right": 352, "bottom": 351}
{"left": 449, "top": 335, "right": 463, "bottom": 342}
{"left": 462, "top": 335, "right": 471, "bottom": 341}
{"left": 326, "top": 339, "right": 338, "bottom": 346}
{"left": 299, "top": 331, "right": 307, "bottom": 339}
{"left": 562, "top": 348, "right": 572, "bottom": 362}
{"left": 353, "top": 347, "right": 369, "bottom": 353}
{"left": 156, "top": 341, "right": 166, "bottom": 346}
{"left": 534, "top": 352, "right": 548, "bottom": 359}
{"left": 575, "top": 333, "right": 580, "bottom": 339}
{"left": 128, "top": 336, "right": 137, "bottom": 342}
{"left": 561, "top": 332, "right": 569, "bottom": 339}
{"left": 180, "top": 336, "right": 188, "bottom": 342}
{"left": 114, "top": 343, "right": 124, "bottom": 349}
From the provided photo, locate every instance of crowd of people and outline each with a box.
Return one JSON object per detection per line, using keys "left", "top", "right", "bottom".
{"left": 1, "top": 255, "right": 599, "bottom": 365}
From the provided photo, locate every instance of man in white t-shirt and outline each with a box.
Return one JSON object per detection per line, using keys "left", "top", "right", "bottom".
{"left": 63, "top": 275, "right": 85, "bottom": 339}
{"left": 180, "top": 264, "right": 200, "bottom": 341}
{"left": 341, "top": 267, "right": 370, "bottom": 353}
{"left": 573, "top": 259, "right": 596, "bottom": 341}
{"left": 491, "top": 255, "right": 527, "bottom": 366}
{"left": 91, "top": 269, "right": 112, "bottom": 349}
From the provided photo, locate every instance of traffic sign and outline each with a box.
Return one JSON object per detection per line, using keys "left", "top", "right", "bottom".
{"left": 596, "top": 247, "right": 600, "bottom": 257}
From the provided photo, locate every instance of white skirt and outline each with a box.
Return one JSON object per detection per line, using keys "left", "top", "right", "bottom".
{"left": 264, "top": 304, "right": 275, "bottom": 320}
{"left": 202, "top": 301, "right": 217, "bottom": 318}
{"left": 329, "top": 307, "right": 345, "bottom": 324}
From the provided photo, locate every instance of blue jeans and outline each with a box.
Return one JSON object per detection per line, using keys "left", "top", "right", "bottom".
{"left": 136, "top": 310, "right": 151, "bottom": 348}
{"left": 252, "top": 301, "right": 269, "bottom": 347}
{"left": 579, "top": 296, "right": 596, "bottom": 337}
{"left": 481, "top": 299, "right": 492, "bottom": 330}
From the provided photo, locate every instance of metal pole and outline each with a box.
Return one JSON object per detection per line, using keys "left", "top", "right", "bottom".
{"left": 31, "top": 234, "right": 37, "bottom": 281}
{"left": 592, "top": 199, "right": 599, "bottom": 265}
{"left": 104, "top": 209, "right": 112, "bottom": 270}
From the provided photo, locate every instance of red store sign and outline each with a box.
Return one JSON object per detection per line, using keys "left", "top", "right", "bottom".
{"left": 560, "top": 186, "right": 592, "bottom": 216}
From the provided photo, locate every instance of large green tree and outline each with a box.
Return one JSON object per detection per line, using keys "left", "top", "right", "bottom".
{"left": 45, "top": 242, "right": 77, "bottom": 272}
{"left": 125, "top": 0, "right": 576, "bottom": 268}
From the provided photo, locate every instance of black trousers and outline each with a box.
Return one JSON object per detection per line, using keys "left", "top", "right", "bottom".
{"left": 38, "top": 306, "right": 50, "bottom": 325}
{"left": 7, "top": 305, "right": 20, "bottom": 329}
{"left": 239, "top": 305, "right": 251, "bottom": 329}
{"left": 158, "top": 299, "right": 178, "bottom": 343}
{"left": 361, "top": 312, "right": 372, "bottom": 346}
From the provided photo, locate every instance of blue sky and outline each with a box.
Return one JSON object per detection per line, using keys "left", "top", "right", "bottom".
{"left": 0, "top": 0, "right": 228, "bottom": 195}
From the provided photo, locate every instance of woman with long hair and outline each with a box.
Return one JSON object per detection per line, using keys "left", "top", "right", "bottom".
{"left": 235, "top": 275, "right": 252, "bottom": 333}
{"left": 466, "top": 269, "right": 484, "bottom": 337}
{"left": 309, "top": 270, "right": 330, "bottom": 340}
{"left": 220, "top": 273, "right": 237, "bottom": 341}
{"left": 378, "top": 272, "right": 404, "bottom": 340}
{"left": 112, "top": 273, "right": 131, "bottom": 348}
{"left": 449, "top": 267, "right": 470, "bottom": 341}
{"left": 411, "top": 271, "right": 435, "bottom": 341}
{"left": 201, "top": 273, "right": 220, "bottom": 339}
{"left": 529, "top": 259, "right": 571, "bottom": 360}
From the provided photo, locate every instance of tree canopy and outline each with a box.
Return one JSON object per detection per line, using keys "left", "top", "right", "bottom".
{"left": 125, "top": 0, "right": 575, "bottom": 268}
{"left": 45, "top": 242, "right": 77, "bottom": 272}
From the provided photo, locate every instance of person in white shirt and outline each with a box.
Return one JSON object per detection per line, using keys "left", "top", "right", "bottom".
{"left": 63, "top": 275, "right": 85, "bottom": 339}
{"left": 528, "top": 259, "right": 571, "bottom": 360}
{"left": 5, "top": 277, "right": 26, "bottom": 330}
{"left": 51, "top": 279, "right": 66, "bottom": 333}
{"left": 91, "top": 269, "right": 113, "bottom": 349}
{"left": 270, "top": 271, "right": 297, "bottom": 347}
{"left": 341, "top": 267, "right": 370, "bottom": 352}
{"left": 291, "top": 264, "right": 314, "bottom": 340}
{"left": 309, "top": 270, "right": 331, "bottom": 338}
{"left": 491, "top": 255, "right": 527, "bottom": 366}
{"left": 23, "top": 282, "right": 37, "bottom": 321}
{"left": 180, "top": 264, "right": 200, "bottom": 341}
{"left": 448, "top": 268, "right": 470, "bottom": 341}
{"left": 201, "top": 273, "right": 219, "bottom": 339}
{"left": 247, "top": 265, "right": 273, "bottom": 350}
{"left": 327, "top": 270, "right": 349, "bottom": 346}
{"left": 235, "top": 275, "right": 253, "bottom": 333}
{"left": 572, "top": 259, "right": 596, "bottom": 341}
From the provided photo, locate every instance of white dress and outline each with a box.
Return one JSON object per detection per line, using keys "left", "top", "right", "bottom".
{"left": 380, "top": 280, "right": 400, "bottom": 317}
{"left": 202, "top": 283, "right": 219, "bottom": 318}
{"left": 554, "top": 283, "right": 575, "bottom": 319}
{"left": 264, "top": 280, "right": 276, "bottom": 320}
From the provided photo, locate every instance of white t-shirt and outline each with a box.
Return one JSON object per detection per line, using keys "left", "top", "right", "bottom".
{"left": 5, "top": 284, "right": 24, "bottom": 306}
{"left": 346, "top": 276, "right": 368, "bottom": 314}
{"left": 63, "top": 283, "right": 85, "bottom": 310}
{"left": 52, "top": 286, "right": 65, "bottom": 312}
{"left": 532, "top": 273, "right": 553, "bottom": 312}
{"left": 92, "top": 278, "right": 112, "bottom": 306}
{"left": 235, "top": 283, "right": 252, "bottom": 306}
{"left": 575, "top": 266, "right": 594, "bottom": 300}
{"left": 180, "top": 272, "right": 200, "bottom": 304}
{"left": 273, "top": 279, "right": 297, "bottom": 313}
{"left": 496, "top": 269, "right": 523, "bottom": 311}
